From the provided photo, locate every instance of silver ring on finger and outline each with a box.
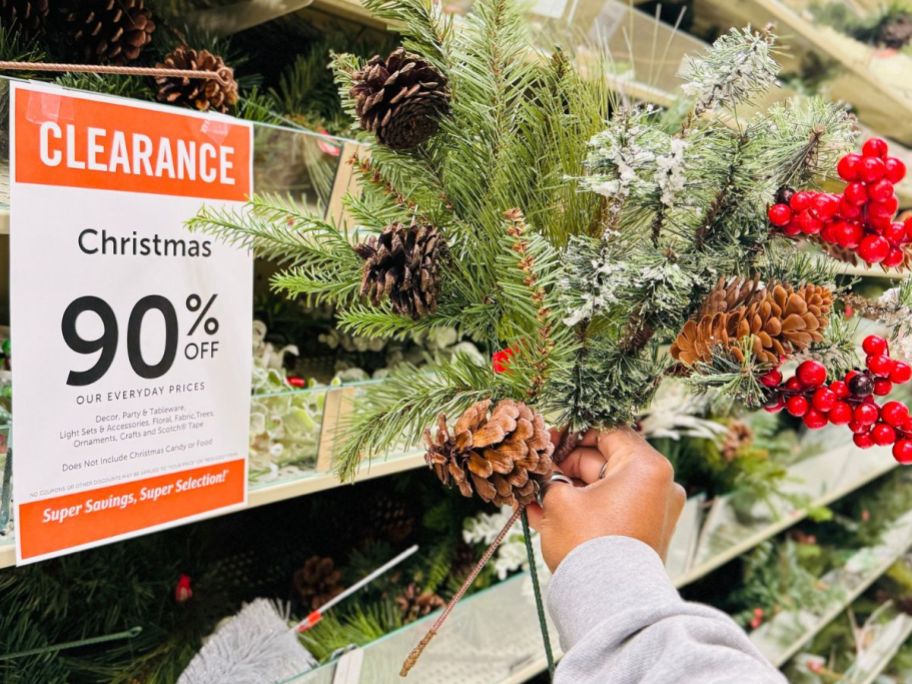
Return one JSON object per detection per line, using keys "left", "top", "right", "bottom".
{"left": 537, "top": 473, "right": 573, "bottom": 505}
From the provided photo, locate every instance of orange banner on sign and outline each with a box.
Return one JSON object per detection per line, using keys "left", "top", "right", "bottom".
{"left": 17, "top": 459, "right": 245, "bottom": 560}
{"left": 14, "top": 86, "right": 251, "bottom": 201}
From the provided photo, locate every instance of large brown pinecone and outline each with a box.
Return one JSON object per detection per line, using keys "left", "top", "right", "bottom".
{"left": 395, "top": 583, "right": 445, "bottom": 623}
{"left": 292, "top": 556, "right": 344, "bottom": 611}
{"left": 1, "top": 0, "right": 48, "bottom": 34}
{"left": 155, "top": 47, "right": 239, "bottom": 114}
{"left": 876, "top": 13, "right": 912, "bottom": 49}
{"left": 350, "top": 47, "right": 450, "bottom": 150}
{"left": 671, "top": 279, "right": 833, "bottom": 366}
{"left": 60, "top": 0, "right": 155, "bottom": 64}
{"left": 425, "top": 399, "right": 554, "bottom": 507}
{"left": 354, "top": 222, "right": 442, "bottom": 319}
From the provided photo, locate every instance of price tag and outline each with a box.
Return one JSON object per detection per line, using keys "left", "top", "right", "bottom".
{"left": 10, "top": 81, "right": 253, "bottom": 564}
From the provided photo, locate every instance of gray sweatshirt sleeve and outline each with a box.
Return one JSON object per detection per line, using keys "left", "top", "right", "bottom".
{"left": 546, "top": 536, "right": 787, "bottom": 684}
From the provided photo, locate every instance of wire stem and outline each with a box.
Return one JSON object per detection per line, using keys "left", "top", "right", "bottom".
{"left": 522, "top": 508, "right": 556, "bottom": 679}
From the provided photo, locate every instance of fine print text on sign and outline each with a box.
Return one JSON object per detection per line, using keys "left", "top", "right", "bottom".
{"left": 10, "top": 81, "right": 253, "bottom": 564}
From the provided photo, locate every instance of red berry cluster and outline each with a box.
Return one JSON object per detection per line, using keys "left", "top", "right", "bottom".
{"left": 767, "top": 137, "right": 910, "bottom": 267}
{"left": 762, "top": 336, "right": 912, "bottom": 463}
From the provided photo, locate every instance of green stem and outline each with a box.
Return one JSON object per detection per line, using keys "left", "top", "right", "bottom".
{"left": 521, "top": 508, "right": 555, "bottom": 679}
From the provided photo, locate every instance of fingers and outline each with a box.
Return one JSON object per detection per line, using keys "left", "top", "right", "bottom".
{"left": 597, "top": 427, "right": 649, "bottom": 464}
{"left": 557, "top": 447, "right": 606, "bottom": 484}
{"left": 540, "top": 477, "right": 575, "bottom": 507}
{"left": 657, "top": 483, "right": 687, "bottom": 562}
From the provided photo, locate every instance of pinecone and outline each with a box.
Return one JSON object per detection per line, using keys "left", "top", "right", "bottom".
{"left": 1, "top": 0, "right": 48, "bottom": 34}
{"left": 424, "top": 399, "right": 554, "bottom": 507}
{"left": 721, "top": 420, "right": 753, "bottom": 462}
{"left": 354, "top": 222, "right": 442, "bottom": 319}
{"left": 350, "top": 47, "right": 450, "bottom": 150}
{"left": 876, "top": 13, "right": 912, "bottom": 49}
{"left": 60, "top": 0, "right": 155, "bottom": 65}
{"left": 395, "top": 583, "right": 445, "bottom": 623}
{"left": 367, "top": 495, "right": 416, "bottom": 545}
{"left": 155, "top": 47, "right": 239, "bottom": 114}
{"left": 671, "top": 280, "right": 832, "bottom": 366}
{"left": 292, "top": 556, "right": 344, "bottom": 611}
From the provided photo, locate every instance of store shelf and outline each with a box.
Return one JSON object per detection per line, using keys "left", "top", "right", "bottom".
{"left": 247, "top": 450, "right": 425, "bottom": 508}
{"left": 189, "top": 0, "right": 316, "bottom": 35}
{"left": 675, "top": 444, "right": 897, "bottom": 587}
{"left": 750, "top": 509, "right": 912, "bottom": 667}
{"left": 844, "top": 613, "right": 912, "bottom": 684}
{"left": 693, "top": 0, "right": 912, "bottom": 144}
{"left": 0, "top": 208, "right": 7, "bottom": 235}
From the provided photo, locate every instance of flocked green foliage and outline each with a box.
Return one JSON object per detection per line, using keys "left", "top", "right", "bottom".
{"left": 188, "top": 1, "right": 865, "bottom": 479}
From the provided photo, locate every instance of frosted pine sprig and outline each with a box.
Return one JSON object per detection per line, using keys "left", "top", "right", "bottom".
{"left": 681, "top": 27, "right": 779, "bottom": 116}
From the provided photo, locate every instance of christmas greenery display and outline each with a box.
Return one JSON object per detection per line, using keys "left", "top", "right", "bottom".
{"left": 187, "top": 0, "right": 912, "bottom": 668}
{"left": 191, "top": 0, "right": 908, "bottom": 478}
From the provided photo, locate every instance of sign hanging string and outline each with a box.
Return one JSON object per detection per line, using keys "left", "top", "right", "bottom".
{"left": 0, "top": 61, "right": 233, "bottom": 86}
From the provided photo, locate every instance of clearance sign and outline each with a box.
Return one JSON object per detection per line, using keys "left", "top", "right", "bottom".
{"left": 10, "top": 81, "right": 253, "bottom": 564}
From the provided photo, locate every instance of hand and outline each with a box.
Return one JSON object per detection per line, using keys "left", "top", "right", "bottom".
{"left": 526, "top": 428, "right": 686, "bottom": 572}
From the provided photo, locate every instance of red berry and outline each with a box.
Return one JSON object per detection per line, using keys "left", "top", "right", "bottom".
{"left": 858, "top": 235, "right": 891, "bottom": 264}
{"left": 863, "top": 137, "right": 889, "bottom": 159}
{"left": 829, "top": 401, "right": 853, "bottom": 424}
{"left": 863, "top": 335, "right": 888, "bottom": 355}
{"left": 830, "top": 380, "right": 850, "bottom": 398}
{"left": 767, "top": 203, "right": 792, "bottom": 227}
{"left": 804, "top": 409, "right": 828, "bottom": 430}
{"left": 871, "top": 212, "right": 895, "bottom": 232}
{"left": 872, "top": 422, "right": 897, "bottom": 445}
{"left": 884, "top": 249, "right": 905, "bottom": 268}
{"left": 813, "top": 194, "right": 839, "bottom": 220}
{"left": 760, "top": 369, "right": 783, "bottom": 387}
{"left": 840, "top": 198, "right": 862, "bottom": 218}
{"left": 820, "top": 223, "right": 840, "bottom": 244}
{"left": 798, "top": 211, "right": 822, "bottom": 234}
{"left": 881, "top": 401, "right": 909, "bottom": 426}
{"left": 871, "top": 195, "right": 899, "bottom": 218}
{"left": 890, "top": 361, "right": 912, "bottom": 384}
{"left": 785, "top": 376, "right": 804, "bottom": 392}
{"left": 861, "top": 156, "right": 887, "bottom": 182}
{"left": 786, "top": 395, "right": 809, "bottom": 417}
{"left": 782, "top": 220, "right": 802, "bottom": 236}
{"left": 885, "top": 157, "right": 906, "bottom": 184}
{"left": 846, "top": 369, "right": 860, "bottom": 383}
{"left": 893, "top": 439, "right": 912, "bottom": 463}
{"left": 796, "top": 360, "right": 827, "bottom": 387}
{"left": 844, "top": 182, "right": 868, "bottom": 205}
{"left": 884, "top": 221, "right": 907, "bottom": 245}
{"left": 855, "top": 403, "right": 879, "bottom": 425}
{"left": 868, "top": 178, "right": 895, "bottom": 203}
{"left": 849, "top": 420, "right": 869, "bottom": 434}
{"left": 790, "top": 191, "right": 814, "bottom": 212}
{"left": 874, "top": 379, "right": 894, "bottom": 396}
{"left": 811, "top": 387, "right": 837, "bottom": 412}
{"left": 854, "top": 432, "right": 875, "bottom": 449}
{"left": 836, "top": 221, "right": 864, "bottom": 248}
{"left": 867, "top": 353, "right": 893, "bottom": 375}
{"left": 764, "top": 398, "right": 785, "bottom": 413}
{"left": 838, "top": 153, "right": 863, "bottom": 181}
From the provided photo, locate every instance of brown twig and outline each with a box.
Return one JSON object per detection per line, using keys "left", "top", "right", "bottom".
{"left": 400, "top": 506, "right": 523, "bottom": 677}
